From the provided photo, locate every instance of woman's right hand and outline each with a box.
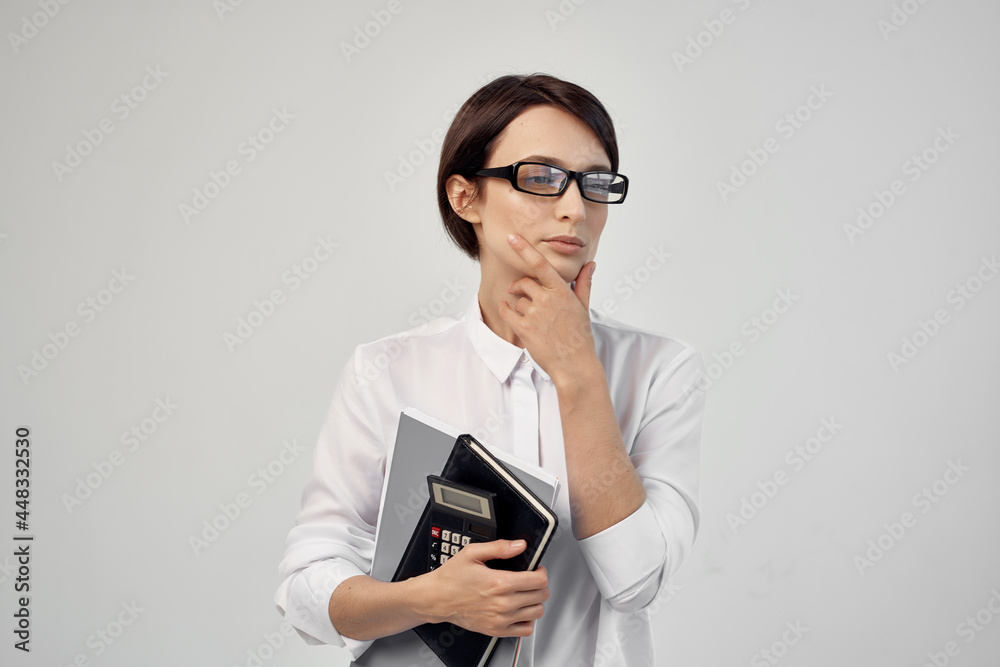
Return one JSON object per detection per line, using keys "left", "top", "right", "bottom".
{"left": 416, "top": 539, "right": 549, "bottom": 637}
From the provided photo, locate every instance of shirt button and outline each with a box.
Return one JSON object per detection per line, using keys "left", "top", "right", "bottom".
{"left": 520, "top": 353, "right": 528, "bottom": 364}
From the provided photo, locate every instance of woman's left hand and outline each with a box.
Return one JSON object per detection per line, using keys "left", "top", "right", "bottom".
{"left": 498, "top": 233, "right": 599, "bottom": 387}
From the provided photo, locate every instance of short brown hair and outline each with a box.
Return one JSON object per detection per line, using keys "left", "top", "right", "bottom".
{"left": 436, "top": 74, "right": 620, "bottom": 260}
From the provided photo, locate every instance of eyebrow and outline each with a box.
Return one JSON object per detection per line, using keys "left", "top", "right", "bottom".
{"left": 520, "top": 155, "right": 612, "bottom": 172}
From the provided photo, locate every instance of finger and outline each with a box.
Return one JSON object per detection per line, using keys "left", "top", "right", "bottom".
{"left": 461, "top": 539, "right": 526, "bottom": 563}
{"left": 507, "top": 275, "right": 543, "bottom": 298}
{"left": 499, "top": 564, "right": 548, "bottom": 593}
{"left": 500, "top": 290, "right": 533, "bottom": 316}
{"left": 513, "top": 296, "right": 534, "bottom": 317}
{"left": 497, "top": 298, "right": 523, "bottom": 327}
{"left": 494, "top": 599, "right": 545, "bottom": 636}
{"left": 509, "top": 582, "right": 550, "bottom": 606}
{"left": 517, "top": 568, "right": 549, "bottom": 592}
{"left": 499, "top": 618, "right": 537, "bottom": 638}
{"left": 507, "top": 234, "right": 565, "bottom": 288}
{"left": 573, "top": 261, "right": 596, "bottom": 311}
{"left": 507, "top": 598, "right": 547, "bottom": 623}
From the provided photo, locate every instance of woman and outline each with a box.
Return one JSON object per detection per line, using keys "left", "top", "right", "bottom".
{"left": 275, "top": 73, "right": 706, "bottom": 666}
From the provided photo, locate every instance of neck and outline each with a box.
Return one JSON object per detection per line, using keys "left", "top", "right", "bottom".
{"left": 476, "top": 256, "right": 532, "bottom": 347}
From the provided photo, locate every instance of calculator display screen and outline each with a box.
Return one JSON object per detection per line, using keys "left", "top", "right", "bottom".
{"left": 441, "top": 487, "right": 482, "bottom": 513}
{"left": 432, "top": 481, "right": 492, "bottom": 520}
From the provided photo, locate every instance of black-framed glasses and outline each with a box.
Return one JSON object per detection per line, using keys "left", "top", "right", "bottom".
{"left": 476, "top": 162, "right": 629, "bottom": 204}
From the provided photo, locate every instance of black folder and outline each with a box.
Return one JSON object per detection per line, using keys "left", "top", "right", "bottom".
{"left": 391, "top": 434, "right": 559, "bottom": 667}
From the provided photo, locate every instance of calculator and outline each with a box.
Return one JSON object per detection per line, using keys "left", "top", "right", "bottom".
{"left": 425, "top": 475, "right": 497, "bottom": 571}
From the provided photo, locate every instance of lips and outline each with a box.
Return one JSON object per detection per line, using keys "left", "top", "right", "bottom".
{"left": 543, "top": 235, "right": 584, "bottom": 246}
{"left": 541, "top": 236, "right": 585, "bottom": 255}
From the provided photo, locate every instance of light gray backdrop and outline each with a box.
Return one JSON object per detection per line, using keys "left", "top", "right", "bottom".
{"left": 1, "top": 1, "right": 998, "bottom": 665}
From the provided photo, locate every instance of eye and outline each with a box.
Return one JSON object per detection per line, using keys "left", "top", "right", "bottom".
{"left": 583, "top": 174, "right": 612, "bottom": 194}
{"left": 518, "top": 165, "right": 566, "bottom": 193}
{"left": 582, "top": 173, "right": 626, "bottom": 202}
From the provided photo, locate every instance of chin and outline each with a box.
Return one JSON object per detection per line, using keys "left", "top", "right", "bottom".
{"left": 551, "top": 262, "right": 585, "bottom": 284}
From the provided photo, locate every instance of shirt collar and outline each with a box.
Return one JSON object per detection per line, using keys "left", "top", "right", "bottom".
{"left": 464, "top": 296, "right": 551, "bottom": 383}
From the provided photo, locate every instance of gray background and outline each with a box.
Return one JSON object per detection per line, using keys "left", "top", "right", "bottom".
{"left": 1, "top": 0, "right": 998, "bottom": 665}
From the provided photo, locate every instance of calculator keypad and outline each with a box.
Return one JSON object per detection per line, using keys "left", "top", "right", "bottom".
{"left": 429, "top": 525, "right": 484, "bottom": 571}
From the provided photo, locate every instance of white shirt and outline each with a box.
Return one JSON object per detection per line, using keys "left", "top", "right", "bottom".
{"left": 275, "top": 296, "right": 706, "bottom": 666}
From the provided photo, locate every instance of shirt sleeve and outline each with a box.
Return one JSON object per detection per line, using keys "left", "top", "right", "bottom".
{"left": 576, "top": 344, "right": 706, "bottom": 613}
{"left": 274, "top": 347, "right": 387, "bottom": 660}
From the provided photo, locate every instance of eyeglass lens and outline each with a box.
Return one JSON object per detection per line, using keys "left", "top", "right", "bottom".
{"left": 516, "top": 163, "right": 625, "bottom": 202}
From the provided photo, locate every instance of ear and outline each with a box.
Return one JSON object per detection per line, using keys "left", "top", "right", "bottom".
{"left": 446, "top": 174, "right": 482, "bottom": 224}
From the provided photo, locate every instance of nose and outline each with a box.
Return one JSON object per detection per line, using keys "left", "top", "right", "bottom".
{"left": 554, "top": 177, "right": 587, "bottom": 222}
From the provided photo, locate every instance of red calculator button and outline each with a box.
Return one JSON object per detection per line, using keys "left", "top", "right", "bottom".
{"left": 431, "top": 526, "right": 441, "bottom": 538}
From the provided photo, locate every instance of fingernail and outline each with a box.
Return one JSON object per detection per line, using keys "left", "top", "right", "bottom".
{"left": 512, "top": 540, "right": 526, "bottom": 549}
{"left": 507, "top": 234, "right": 518, "bottom": 245}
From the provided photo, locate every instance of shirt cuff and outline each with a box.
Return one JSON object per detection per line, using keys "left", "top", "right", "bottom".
{"left": 275, "top": 560, "right": 375, "bottom": 659}
{"left": 576, "top": 500, "right": 666, "bottom": 611}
